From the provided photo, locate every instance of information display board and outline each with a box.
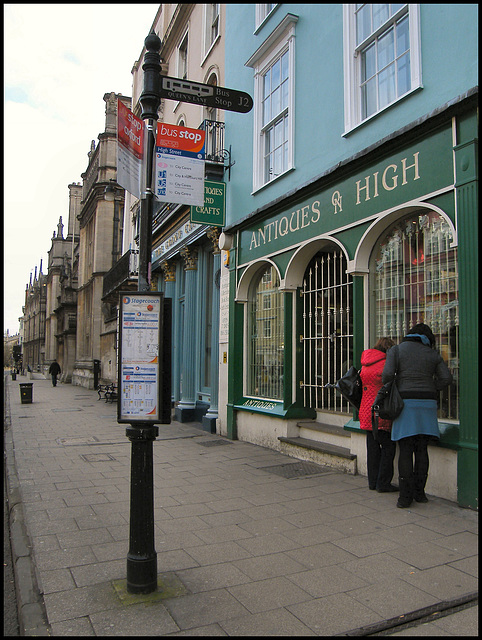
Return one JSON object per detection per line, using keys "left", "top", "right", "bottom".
{"left": 155, "top": 123, "right": 205, "bottom": 206}
{"left": 117, "top": 292, "right": 169, "bottom": 424}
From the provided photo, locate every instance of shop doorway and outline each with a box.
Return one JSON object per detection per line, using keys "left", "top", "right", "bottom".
{"left": 302, "top": 247, "right": 353, "bottom": 412}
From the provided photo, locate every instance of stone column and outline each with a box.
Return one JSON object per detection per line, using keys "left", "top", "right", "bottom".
{"left": 175, "top": 247, "right": 198, "bottom": 422}
{"left": 160, "top": 260, "right": 177, "bottom": 407}
{"left": 203, "top": 228, "right": 221, "bottom": 433}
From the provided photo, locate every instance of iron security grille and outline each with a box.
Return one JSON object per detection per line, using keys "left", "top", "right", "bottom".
{"left": 372, "top": 211, "right": 459, "bottom": 419}
{"left": 248, "top": 265, "right": 284, "bottom": 400}
{"left": 302, "top": 250, "right": 353, "bottom": 412}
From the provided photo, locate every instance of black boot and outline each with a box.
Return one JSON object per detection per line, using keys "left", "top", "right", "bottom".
{"left": 375, "top": 431, "right": 397, "bottom": 492}
{"left": 414, "top": 473, "right": 428, "bottom": 503}
{"left": 397, "top": 476, "right": 414, "bottom": 508}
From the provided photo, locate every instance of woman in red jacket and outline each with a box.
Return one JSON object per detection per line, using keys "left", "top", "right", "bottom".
{"left": 359, "top": 337, "right": 398, "bottom": 492}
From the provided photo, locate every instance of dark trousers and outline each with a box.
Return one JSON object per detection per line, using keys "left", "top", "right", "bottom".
{"left": 366, "top": 430, "right": 396, "bottom": 490}
{"left": 397, "top": 435, "right": 430, "bottom": 479}
{"left": 51, "top": 374, "right": 57, "bottom": 387}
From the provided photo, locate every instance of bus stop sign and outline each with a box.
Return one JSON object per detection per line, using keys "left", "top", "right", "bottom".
{"left": 159, "top": 75, "right": 253, "bottom": 113}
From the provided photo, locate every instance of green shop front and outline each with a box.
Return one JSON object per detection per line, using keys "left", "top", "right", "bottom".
{"left": 223, "top": 108, "right": 477, "bottom": 508}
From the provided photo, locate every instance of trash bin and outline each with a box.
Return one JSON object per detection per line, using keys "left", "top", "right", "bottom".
{"left": 11, "top": 371, "right": 17, "bottom": 381}
{"left": 19, "top": 382, "right": 33, "bottom": 404}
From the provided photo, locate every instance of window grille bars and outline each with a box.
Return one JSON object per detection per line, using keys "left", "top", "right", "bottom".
{"left": 302, "top": 250, "right": 353, "bottom": 412}
{"left": 372, "top": 211, "right": 459, "bottom": 420}
{"left": 248, "top": 266, "right": 284, "bottom": 400}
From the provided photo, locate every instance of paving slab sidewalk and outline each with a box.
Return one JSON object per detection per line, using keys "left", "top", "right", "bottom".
{"left": 4, "top": 374, "right": 478, "bottom": 636}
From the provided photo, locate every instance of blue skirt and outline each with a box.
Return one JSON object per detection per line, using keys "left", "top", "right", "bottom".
{"left": 391, "top": 399, "right": 440, "bottom": 441}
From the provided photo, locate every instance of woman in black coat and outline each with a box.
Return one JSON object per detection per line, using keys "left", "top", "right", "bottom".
{"left": 382, "top": 323, "right": 453, "bottom": 508}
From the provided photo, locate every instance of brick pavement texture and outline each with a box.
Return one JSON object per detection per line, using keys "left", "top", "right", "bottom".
{"left": 5, "top": 376, "right": 478, "bottom": 636}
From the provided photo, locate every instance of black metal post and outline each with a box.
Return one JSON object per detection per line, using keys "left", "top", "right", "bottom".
{"left": 126, "top": 32, "right": 162, "bottom": 595}
{"left": 138, "top": 32, "right": 162, "bottom": 292}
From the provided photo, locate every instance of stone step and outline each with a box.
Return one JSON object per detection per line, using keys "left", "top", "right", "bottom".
{"left": 297, "top": 420, "right": 351, "bottom": 448}
{"left": 278, "top": 436, "right": 357, "bottom": 475}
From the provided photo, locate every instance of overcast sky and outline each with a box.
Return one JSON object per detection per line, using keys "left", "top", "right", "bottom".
{"left": 4, "top": 3, "right": 159, "bottom": 336}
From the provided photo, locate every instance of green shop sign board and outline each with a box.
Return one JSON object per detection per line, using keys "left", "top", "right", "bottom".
{"left": 191, "top": 180, "right": 226, "bottom": 227}
{"left": 239, "top": 126, "right": 454, "bottom": 264}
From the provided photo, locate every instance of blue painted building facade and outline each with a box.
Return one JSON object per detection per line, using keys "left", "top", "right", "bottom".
{"left": 220, "top": 4, "right": 478, "bottom": 507}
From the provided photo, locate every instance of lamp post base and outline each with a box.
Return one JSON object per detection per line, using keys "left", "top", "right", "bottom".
{"left": 126, "top": 424, "right": 158, "bottom": 594}
{"left": 126, "top": 555, "right": 158, "bottom": 594}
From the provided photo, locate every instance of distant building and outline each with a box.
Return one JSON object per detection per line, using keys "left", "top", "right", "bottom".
{"left": 73, "top": 93, "right": 130, "bottom": 388}
{"left": 22, "top": 265, "right": 47, "bottom": 372}
{"left": 44, "top": 183, "right": 81, "bottom": 382}
{"left": 3, "top": 330, "right": 20, "bottom": 369}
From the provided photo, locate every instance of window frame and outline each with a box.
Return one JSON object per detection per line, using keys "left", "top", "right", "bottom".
{"left": 255, "top": 4, "right": 279, "bottom": 32}
{"left": 246, "top": 13, "right": 298, "bottom": 192}
{"left": 369, "top": 210, "right": 459, "bottom": 421}
{"left": 177, "top": 29, "right": 189, "bottom": 80}
{"left": 343, "top": 3, "right": 422, "bottom": 134}
{"left": 203, "top": 4, "right": 221, "bottom": 59}
{"left": 245, "top": 263, "right": 285, "bottom": 401}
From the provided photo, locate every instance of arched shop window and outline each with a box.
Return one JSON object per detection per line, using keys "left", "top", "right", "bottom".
{"left": 370, "top": 210, "right": 459, "bottom": 420}
{"left": 247, "top": 264, "right": 284, "bottom": 400}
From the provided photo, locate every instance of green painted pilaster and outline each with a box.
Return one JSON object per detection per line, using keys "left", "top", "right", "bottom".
{"left": 351, "top": 274, "right": 365, "bottom": 422}
{"left": 283, "top": 291, "right": 293, "bottom": 409}
{"left": 226, "top": 250, "right": 240, "bottom": 439}
{"left": 352, "top": 275, "right": 365, "bottom": 368}
{"left": 454, "top": 114, "right": 478, "bottom": 509}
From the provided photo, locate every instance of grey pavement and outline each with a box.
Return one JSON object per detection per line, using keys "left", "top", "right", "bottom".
{"left": 4, "top": 373, "right": 478, "bottom": 636}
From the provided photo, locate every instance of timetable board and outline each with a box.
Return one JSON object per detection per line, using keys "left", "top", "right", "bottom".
{"left": 117, "top": 292, "right": 164, "bottom": 424}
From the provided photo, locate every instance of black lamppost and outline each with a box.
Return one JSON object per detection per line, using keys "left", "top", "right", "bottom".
{"left": 125, "top": 32, "right": 162, "bottom": 595}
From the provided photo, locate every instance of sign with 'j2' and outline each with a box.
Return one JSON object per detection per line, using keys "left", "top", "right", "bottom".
{"left": 155, "top": 123, "right": 205, "bottom": 206}
{"left": 190, "top": 181, "right": 225, "bottom": 227}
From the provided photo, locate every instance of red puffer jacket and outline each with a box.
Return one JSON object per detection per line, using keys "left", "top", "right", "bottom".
{"left": 358, "top": 349, "right": 392, "bottom": 432}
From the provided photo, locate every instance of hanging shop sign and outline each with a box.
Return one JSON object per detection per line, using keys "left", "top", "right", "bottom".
{"left": 117, "top": 99, "right": 143, "bottom": 198}
{"left": 118, "top": 292, "right": 170, "bottom": 424}
{"left": 190, "top": 180, "right": 226, "bottom": 227}
{"left": 155, "top": 123, "right": 205, "bottom": 206}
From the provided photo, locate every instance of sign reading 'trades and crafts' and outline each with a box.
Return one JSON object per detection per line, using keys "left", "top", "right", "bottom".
{"left": 116, "top": 99, "right": 143, "bottom": 198}
{"left": 155, "top": 123, "right": 205, "bottom": 206}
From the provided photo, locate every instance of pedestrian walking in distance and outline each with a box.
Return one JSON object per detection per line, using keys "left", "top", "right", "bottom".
{"left": 48, "top": 360, "right": 61, "bottom": 387}
{"left": 358, "top": 337, "right": 398, "bottom": 493}
{"left": 383, "top": 323, "right": 453, "bottom": 508}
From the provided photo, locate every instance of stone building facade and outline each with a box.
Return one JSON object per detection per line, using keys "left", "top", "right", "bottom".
{"left": 44, "top": 183, "right": 81, "bottom": 382}
{"left": 21, "top": 266, "right": 47, "bottom": 372}
{"left": 72, "top": 92, "right": 130, "bottom": 388}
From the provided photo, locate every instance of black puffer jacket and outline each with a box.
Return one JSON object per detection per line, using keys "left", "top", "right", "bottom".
{"left": 382, "top": 339, "right": 453, "bottom": 400}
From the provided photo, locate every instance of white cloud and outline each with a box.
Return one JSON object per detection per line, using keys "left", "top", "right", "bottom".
{"left": 4, "top": 3, "right": 159, "bottom": 335}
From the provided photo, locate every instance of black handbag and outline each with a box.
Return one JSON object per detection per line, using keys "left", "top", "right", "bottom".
{"left": 336, "top": 366, "right": 362, "bottom": 409}
{"left": 371, "top": 346, "right": 404, "bottom": 438}
{"left": 372, "top": 379, "right": 404, "bottom": 420}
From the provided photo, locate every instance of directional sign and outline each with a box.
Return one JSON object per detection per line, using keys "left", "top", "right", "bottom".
{"left": 159, "top": 75, "right": 253, "bottom": 113}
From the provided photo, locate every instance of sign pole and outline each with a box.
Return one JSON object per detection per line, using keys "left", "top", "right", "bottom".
{"left": 125, "top": 32, "right": 162, "bottom": 595}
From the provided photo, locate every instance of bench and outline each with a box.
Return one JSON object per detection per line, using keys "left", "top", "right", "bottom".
{"left": 97, "top": 383, "right": 118, "bottom": 403}
{"left": 105, "top": 385, "right": 118, "bottom": 403}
